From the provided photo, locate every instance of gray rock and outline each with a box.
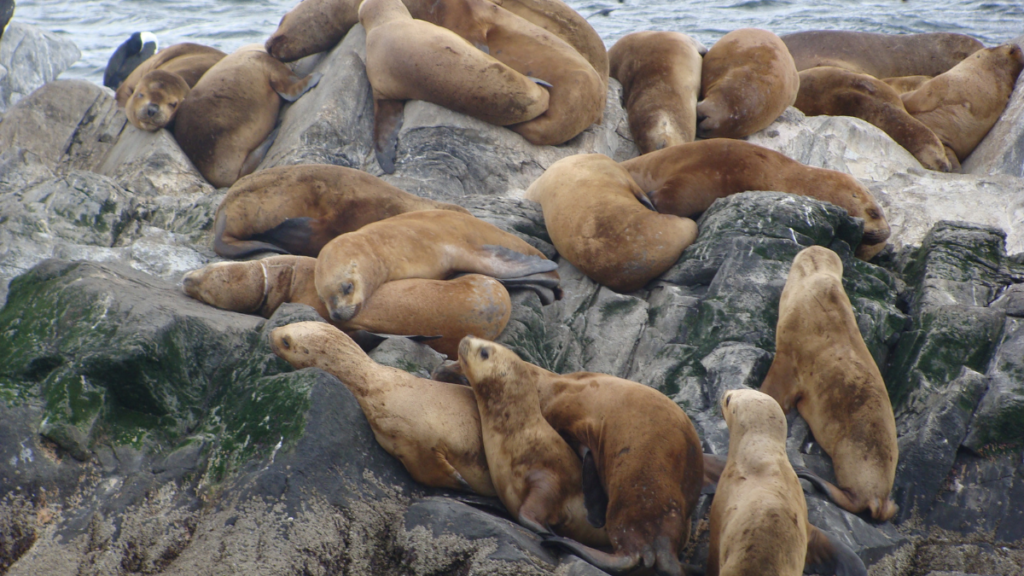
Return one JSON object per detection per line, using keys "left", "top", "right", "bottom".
{"left": 368, "top": 337, "right": 447, "bottom": 376}
{"left": 95, "top": 123, "right": 212, "bottom": 198}
{"left": 990, "top": 284, "right": 1024, "bottom": 317}
{"left": 925, "top": 450, "right": 1024, "bottom": 543}
{"left": 699, "top": 342, "right": 772, "bottom": 408}
{"left": 963, "top": 316, "right": 1024, "bottom": 452}
{"left": 804, "top": 496, "right": 908, "bottom": 567}
{"left": 961, "top": 34, "right": 1024, "bottom": 177}
{"left": 579, "top": 287, "right": 648, "bottom": 378}
{"left": 0, "top": 22, "right": 80, "bottom": 114}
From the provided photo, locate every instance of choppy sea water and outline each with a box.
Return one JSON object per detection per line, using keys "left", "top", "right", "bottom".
{"left": 11, "top": 0, "right": 1024, "bottom": 85}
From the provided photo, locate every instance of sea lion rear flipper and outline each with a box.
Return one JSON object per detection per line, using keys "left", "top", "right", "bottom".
{"left": 529, "top": 77, "right": 553, "bottom": 89}
{"left": 362, "top": 332, "right": 443, "bottom": 344}
{"left": 431, "top": 360, "right": 469, "bottom": 386}
{"left": 634, "top": 189, "right": 656, "bottom": 211}
{"left": 944, "top": 145, "right": 962, "bottom": 172}
{"left": 214, "top": 210, "right": 292, "bottom": 258}
{"left": 479, "top": 245, "right": 558, "bottom": 278}
{"left": 791, "top": 466, "right": 862, "bottom": 515}
{"left": 248, "top": 216, "right": 318, "bottom": 256}
{"left": 805, "top": 524, "right": 868, "bottom": 576}
{"left": 431, "top": 447, "right": 474, "bottom": 492}
{"left": 239, "top": 126, "right": 280, "bottom": 180}
{"left": 542, "top": 536, "right": 640, "bottom": 575}
{"left": 374, "top": 98, "right": 405, "bottom": 174}
{"left": 581, "top": 447, "right": 608, "bottom": 528}
{"left": 273, "top": 71, "right": 322, "bottom": 102}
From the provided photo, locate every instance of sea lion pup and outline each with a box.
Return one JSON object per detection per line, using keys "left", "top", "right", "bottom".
{"left": 697, "top": 28, "right": 799, "bottom": 139}
{"left": 316, "top": 210, "right": 560, "bottom": 323}
{"left": 266, "top": 0, "right": 360, "bottom": 62}
{"left": 795, "top": 67, "right": 952, "bottom": 172}
{"left": 213, "top": 164, "right": 468, "bottom": 258}
{"left": 526, "top": 154, "right": 697, "bottom": 292}
{"left": 902, "top": 43, "right": 1024, "bottom": 167}
{"left": 182, "top": 256, "right": 511, "bottom": 358}
{"left": 104, "top": 31, "right": 159, "bottom": 89}
{"left": 608, "top": 31, "right": 704, "bottom": 154}
{"left": 459, "top": 337, "right": 609, "bottom": 546}
{"left": 411, "top": 0, "right": 604, "bottom": 147}
{"left": 115, "top": 43, "right": 227, "bottom": 131}
{"left": 781, "top": 30, "right": 984, "bottom": 78}
{"left": 271, "top": 322, "right": 496, "bottom": 496}
{"left": 760, "top": 246, "right": 898, "bottom": 521}
{"left": 173, "top": 45, "right": 322, "bottom": 188}
{"left": 360, "top": 0, "right": 550, "bottom": 173}
{"left": 881, "top": 75, "right": 932, "bottom": 96}
{"left": 620, "top": 140, "right": 891, "bottom": 260}
{"left": 711, "top": 390, "right": 868, "bottom": 576}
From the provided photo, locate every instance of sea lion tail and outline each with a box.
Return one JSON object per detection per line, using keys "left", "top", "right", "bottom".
{"left": 541, "top": 536, "right": 639, "bottom": 575}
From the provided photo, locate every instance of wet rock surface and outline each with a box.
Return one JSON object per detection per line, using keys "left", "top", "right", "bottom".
{"left": 1, "top": 24, "right": 1023, "bottom": 576}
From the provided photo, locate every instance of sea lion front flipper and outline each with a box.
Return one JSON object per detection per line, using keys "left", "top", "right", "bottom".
{"left": 528, "top": 77, "right": 554, "bottom": 89}
{"left": 805, "top": 524, "right": 868, "bottom": 576}
{"left": 944, "top": 145, "right": 962, "bottom": 171}
{"left": 702, "top": 453, "right": 726, "bottom": 492}
{"left": 272, "top": 71, "right": 323, "bottom": 102}
{"left": 249, "top": 216, "right": 318, "bottom": 256}
{"left": 634, "top": 189, "right": 657, "bottom": 211}
{"left": 791, "top": 466, "right": 862, "bottom": 515}
{"left": 581, "top": 447, "right": 608, "bottom": 528}
{"left": 373, "top": 98, "right": 405, "bottom": 174}
{"left": 542, "top": 536, "right": 640, "bottom": 575}
{"left": 431, "top": 360, "right": 469, "bottom": 386}
{"left": 239, "top": 126, "right": 280, "bottom": 180}
{"left": 432, "top": 447, "right": 474, "bottom": 492}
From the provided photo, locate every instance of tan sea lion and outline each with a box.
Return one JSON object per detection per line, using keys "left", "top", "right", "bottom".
{"left": 213, "top": 164, "right": 469, "bottom": 258}
{"left": 412, "top": 0, "right": 604, "bottom": 148}
{"left": 360, "top": 0, "right": 550, "bottom": 173}
{"left": 760, "top": 246, "right": 898, "bottom": 521}
{"left": 609, "top": 31, "right": 704, "bottom": 154}
{"left": 173, "top": 45, "right": 322, "bottom": 188}
{"left": 530, "top": 367, "right": 703, "bottom": 576}
{"left": 781, "top": 31, "right": 984, "bottom": 78}
{"left": 881, "top": 75, "right": 932, "bottom": 95}
{"left": 458, "top": 337, "right": 608, "bottom": 546}
{"left": 270, "top": 322, "right": 497, "bottom": 495}
{"left": 525, "top": 154, "right": 697, "bottom": 293}
{"left": 902, "top": 43, "right": 1024, "bottom": 166}
{"left": 620, "top": 139, "right": 891, "bottom": 260}
{"left": 114, "top": 43, "right": 226, "bottom": 131}
{"left": 710, "top": 390, "right": 868, "bottom": 576}
{"left": 182, "top": 256, "right": 511, "bottom": 358}
{"left": 266, "top": 0, "right": 361, "bottom": 62}
{"left": 697, "top": 28, "right": 799, "bottom": 139}
{"left": 795, "top": 66, "right": 952, "bottom": 172}
{"left": 315, "top": 210, "right": 560, "bottom": 323}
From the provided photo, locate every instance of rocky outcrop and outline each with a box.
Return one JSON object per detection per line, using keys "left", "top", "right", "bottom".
{"left": 0, "top": 22, "right": 81, "bottom": 114}
{"left": 2, "top": 23, "right": 1024, "bottom": 576}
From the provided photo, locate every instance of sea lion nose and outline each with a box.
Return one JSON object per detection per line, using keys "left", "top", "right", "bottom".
{"left": 145, "top": 103, "right": 160, "bottom": 118}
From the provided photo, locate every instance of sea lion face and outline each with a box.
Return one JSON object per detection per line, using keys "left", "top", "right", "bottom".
{"left": 182, "top": 261, "right": 266, "bottom": 312}
{"left": 721, "top": 389, "right": 787, "bottom": 439}
{"left": 125, "top": 69, "right": 189, "bottom": 131}
{"left": 457, "top": 336, "right": 519, "bottom": 385}
{"left": 315, "top": 258, "right": 366, "bottom": 323}
{"left": 270, "top": 321, "right": 328, "bottom": 367}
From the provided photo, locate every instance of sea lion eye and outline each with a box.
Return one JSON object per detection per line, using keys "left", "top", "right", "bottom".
{"left": 480, "top": 347, "right": 491, "bottom": 360}
{"left": 280, "top": 336, "right": 291, "bottom": 350}
{"left": 342, "top": 282, "right": 354, "bottom": 296}
{"left": 170, "top": 101, "right": 178, "bottom": 108}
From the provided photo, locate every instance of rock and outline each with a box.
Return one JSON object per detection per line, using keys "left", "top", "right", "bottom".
{"left": 804, "top": 496, "right": 908, "bottom": 567}
{"left": 990, "top": 284, "right": 1024, "bottom": 316}
{"left": 963, "top": 316, "right": 1024, "bottom": 452}
{"left": 0, "top": 22, "right": 81, "bottom": 114}
{"left": 925, "top": 449, "right": 1024, "bottom": 544}
{"left": 960, "top": 34, "right": 1024, "bottom": 177}
{"left": 699, "top": 342, "right": 772, "bottom": 408}
{"left": 95, "top": 123, "right": 212, "bottom": 197}
{"left": 368, "top": 337, "right": 447, "bottom": 376}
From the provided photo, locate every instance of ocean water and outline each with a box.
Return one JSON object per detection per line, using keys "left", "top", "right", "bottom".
{"left": 11, "top": 0, "right": 1024, "bottom": 85}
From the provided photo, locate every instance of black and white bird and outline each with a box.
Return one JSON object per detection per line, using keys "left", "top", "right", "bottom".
{"left": 103, "top": 31, "right": 159, "bottom": 89}
{"left": 0, "top": 0, "right": 15, "bottom": 44}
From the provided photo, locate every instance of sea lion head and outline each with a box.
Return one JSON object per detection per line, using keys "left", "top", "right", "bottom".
{"left": 842, "top": 183, "right": 890, "bottom": 260}
{"left": 721, "top": 389, "right": 787, "bottom": 441}
{"left": 182, "top": 260, "right": 267, "bottom": 313}
{"left": 358, "top": 0, "right": 412, "bottom": 31}
{"left": 457, "top": 336, "right": 531, "bottom": 404}
{"left": 270, "top": 321, "right": 346, "bottom": 367}
{"left": 788, "top": 246, "right": 843, "bottom": 284}
{"left": 315, "top": 240, "right": 385, "bottom": 323}
{"left": 125, "top": 69, "right": 189, "bottom": 131}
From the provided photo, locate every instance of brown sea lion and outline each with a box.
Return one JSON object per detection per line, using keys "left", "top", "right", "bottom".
{"left": 173, "top": 45, "right": 321, "bottom": 188}
{"left": 315, "top": 210, "right": 560, "bottom": 323}
{"left": 710, "top": 389, "right": 868, "bottom": 576}
{"left": 360, "top": 0, "right": 550, "bottom": 173}
{"left": 114, "top": 43, "right": 226, "bottom": 131}
{"left": 881, "top": 75, "right": 932, "bottom": 95}
{"left": 459, "top": 337, "right": 608, "bottom": 546}
{"left": 697, "top": 28, "right": 799, "bottom": 139}
{"left": 266, "top": 0, "right": 360, "bottom": 62}
{"left": 212, "top": 164, "right": 469, "bottom": 258}
{"left": 902, "top": 43, "right": 1024, "bottom": 166}
{"left": 781, "top": 30, "right": 984, "bottom": 78}
{"left": 530, "top": 368, "right": 703, "bottom": 576}
{"left": 525, "top": 154, "right": 697, "bottom": 292}
{"left": 182, "top": 257, "right": 511, "bottom": 358}
{"left": 271, "top": 322, "right": 497, "bottom": 495}
{"left": 760, "top": 246, "right": 898, "bottom": 521}
{"left": 609, "top": 31, "right": 704, "bottom": 154}
{"left": 620, "top": 139, "right": 891, "bottom": 260}
{"left": 795, "top": 66, "right": 952, "bottom": 172}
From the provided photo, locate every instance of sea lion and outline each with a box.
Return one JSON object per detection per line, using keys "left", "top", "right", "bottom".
{"left": 795, "top": 66, "right": 952, "bottom": 172}
{"left": 781, "top": 30, "right": 984, "bottom": 78}
{"left": 697, "top": 28, "right": 799, "bottom": 139}
{"left": 459, "top": 337, "right": 608, "bottom": 546}
{"left": 270, "top": 322, "right": 497, "bottom": 496}
{"left": 182, "top": 256, "right": 512, "bottom": 358}
{"left": 114, "top": 43, "right": 226, "bottom": 131}
{"left": 315, "top": 210, "right": 560, "bottom": 323}
{"left": 608, "top": 31, "right": 705, "bottom": 154}
{"left": 266, "top": 0, "right": 361, "bottom": 62}
{"left": 525, "top": 154, "right": 697, "bottom": 292}
{"left": 710, "top": 390, "right": 868, "bottom": 576}
{"left": 213, "top": 164, "right": 469, "bottom": 258}
{"left": 620, "top": 139, "right": 891, "bottom": 260}
{"left": 360, "top": 0, "right": 550, "bottom": 173}
{"left": 103, "top": 31, "right": 159, "bottom": 89}
{"left": 411, "top": 0, "right": 604, "bottom": 148}
{"left": 173, "top": 45, "right": 322, "bottom": 188}
{"left": 530, "top": 368, "right": 703, "bottom": 576}
{"left": 881, "top": 75, "right": 931, "bottom": 95}
{"left": 902, "top": 43, "right": 1024, "bottom": 166}
{"left": 760, "top": 246, "right": 899, "bottom": 521}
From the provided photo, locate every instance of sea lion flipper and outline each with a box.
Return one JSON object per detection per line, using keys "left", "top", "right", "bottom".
{"left": 239, "top": 127, "right": 280, "bottom": 181}
{"left": 479, "top": 245, "right": 558, "bottom": 278}
{"left": 528, "top": 76, "right": 554, "bottom": 89}
{"left": 273, "top": 71, "right": 322, "bottom": 102}
{"left": 373, "top": 98, "right": 405, "bottom": 174}
{"left": 249, "top": 216, "right": 316, "bottom": 256}
{"left": 541, "top": 536, "right": 640, "bottom": 574}
{"left": 792, "top": 466, "right": 862, "bottom": 514}
{"left": 213, "top": 210, "right": 292, "bottom": 258}
{"left": 581, "top": 447, "right": 608, "bottom": 528}
{"left": 634, "top": 189, "right": 656, "bottom": 211}
{"left": 702, "top": 453, "right": 726, "bottom": 491}
{"left": 804, "top": 524, "right": 868, "bottom": 576}
{"left": 431, "top": 361, "right": 469, "bottom": 386}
